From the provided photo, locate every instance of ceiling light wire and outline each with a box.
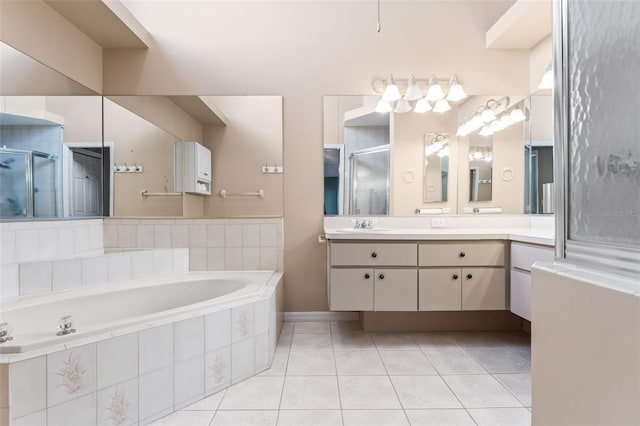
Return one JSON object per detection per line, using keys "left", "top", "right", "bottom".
{"left": 377, "top": 0, "right": 381, "bottom": 33}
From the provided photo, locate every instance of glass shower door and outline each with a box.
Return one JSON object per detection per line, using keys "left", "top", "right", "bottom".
{"left": 0, "top": 149, "right": 29, "bottom": 218}
{"left": 348, "top": 145, "right": 390, "bottom": 215}
{"left": 32, "top": 153, "right": 58, "bottom": 217}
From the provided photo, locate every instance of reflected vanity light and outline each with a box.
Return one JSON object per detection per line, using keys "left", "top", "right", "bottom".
{"left": 479, "top": 125, "right": 493, "bottom": 137}
{"left": 469, "top": 147, "right": 492, "bottom": 161}
{"left": 372, "top": 74, "right": 466, "bottom": 114}
{"left": 457, "top": 96, "right": 527, "bottom": 137}
{"left": 538, "top": 63, "right": 553, "bottom": 90}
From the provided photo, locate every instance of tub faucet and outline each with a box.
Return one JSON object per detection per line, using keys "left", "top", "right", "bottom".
{"left": 57, "top": 316, "right": 76, "bottom": 336}
{"left": 0, "top": 322, "right": 13, "bottom": 343}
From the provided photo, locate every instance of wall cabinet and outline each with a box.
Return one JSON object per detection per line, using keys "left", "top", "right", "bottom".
{"left": 510, "top": 242, "right": 554, "bottom": 321}
{"left": 328, "top": 240, "right": 507, "bottom": 312}
{"left": 175, "top": 141, "right": 212, "bottom": 195}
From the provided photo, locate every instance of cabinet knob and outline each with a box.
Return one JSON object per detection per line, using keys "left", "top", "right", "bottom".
{"left": 452, "top": 274, "right": 459, "bottom": 280}
{"left": 459, "top": 252, "right": 466, "bottom": 258}
{"left": 371, "top": 252, "right": 378, "bottom": 258}
{"left": 378, "top": 273, "right": 385, "bottom": 280}
{"left": 364, "top": 273, "right": 370, "bottom": 279}
{"left": 467, "top": 274, "right": 473, "bottom": 279}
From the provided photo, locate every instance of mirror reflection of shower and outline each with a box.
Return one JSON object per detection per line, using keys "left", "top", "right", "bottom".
{"left": 349, "top": 145, "right": 390, "bottom": 215}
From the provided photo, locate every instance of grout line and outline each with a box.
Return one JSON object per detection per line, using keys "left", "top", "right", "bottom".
{"left": 329, "top": 321, "right": 346, "bottom": 426}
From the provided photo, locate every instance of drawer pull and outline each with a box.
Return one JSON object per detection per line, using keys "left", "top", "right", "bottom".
{"left": 459, "top": 252, "right": 466, "bottom": 258}
{"left": 364, "top": 273, "right": 370, "bottom": 279}
{"left": 371, "top": 252, "right": 378, "bottom": 258}
{"left": 467, "top": 274, "right": 473, "bottom": 279}
{"left": 452, "top": 274, "right": 459, "bottom": 280}
{"left": 378, "top": 273, "right": 385, "bottom": 280}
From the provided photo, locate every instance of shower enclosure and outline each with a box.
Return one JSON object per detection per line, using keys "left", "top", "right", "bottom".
{"left": 348, "top": 144, "right": 390, "bottom": 215}
{"left": 0, "top": 148, "right": 58, "bottom": 218}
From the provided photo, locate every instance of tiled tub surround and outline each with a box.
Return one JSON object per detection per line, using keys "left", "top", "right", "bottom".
{"left": 0, "top": 271, "right": 284, "bottom": 426}
{"left": 12, "top": 248, "right": 188, "bottom": 298}
{"left": 1, "top": 219, "right": 104, "bottom": 299}
{"left": 103, "top": 218, "right": 284, "bottom": 273}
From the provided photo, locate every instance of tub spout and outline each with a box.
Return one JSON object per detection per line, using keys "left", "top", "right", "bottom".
{"left": 0, "top": 322, "right": 13, "bottom": 343}
{"left": 57, "top": 316, "right": 76, "bottom": 336}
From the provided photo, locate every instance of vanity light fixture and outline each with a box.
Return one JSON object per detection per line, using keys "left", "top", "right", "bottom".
{"left": 457, "top": 97, "right": 528, "bottom": 137}
{"left": 469, "top": 147, "right": 492, "bottom": 162}
{"left": 437, "top": 146, "right": 450, "bottom": 158}
{"left": 382, "top": 75, "right": 401, "bottom": 101}
{"left": 510, "top": 107, "right": 526, "bottom": 123}
{"left": 479, "top": 125, "right": 494, "bottom": 137}
{"left": 425, "top": 133, "right": 449, "bottom": 156}
{"left": 538, "top": 63, "right": 553, "bottom": 90}
{"left": 372, "top": 74, "right": 466, "bottom": 114}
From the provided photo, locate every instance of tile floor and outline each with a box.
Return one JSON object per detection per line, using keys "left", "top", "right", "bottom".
{"left": 151, "top": 321, "right": 532, "bottom": 426}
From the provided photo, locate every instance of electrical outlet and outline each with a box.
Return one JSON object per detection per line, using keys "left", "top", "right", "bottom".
{"left": 431, "top": 218, "right": 445, "bottom": 228}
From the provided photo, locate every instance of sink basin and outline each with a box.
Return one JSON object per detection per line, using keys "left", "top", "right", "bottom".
{"left": 333, "top": 228, "right": 393, "bottom": 233}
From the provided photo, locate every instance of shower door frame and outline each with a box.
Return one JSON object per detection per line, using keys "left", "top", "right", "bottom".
{"left": 348, "top": 144, "right": 390, "bottom": 216}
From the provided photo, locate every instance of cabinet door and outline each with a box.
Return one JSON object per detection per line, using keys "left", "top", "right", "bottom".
{"left": 373, "top": 268, "right": 417, "bottom": 311}
{"left": 330, "top": 268, "right": 374, "bottom": 311}
{"left": 419, "top": 268, "right": 462, "bottom": 311}
{"left": 510, "top": 268, "right": 531, "bottom": 321}
{"left": 462, "top": 268, "right": 506, "bottom": 310}
{"left": 196, "top": 143, "right": 211, "bottom": 181}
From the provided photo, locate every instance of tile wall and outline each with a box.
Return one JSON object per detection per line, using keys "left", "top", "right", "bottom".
{"left": 103, "top": 218, "right": 284, "bottom": 274}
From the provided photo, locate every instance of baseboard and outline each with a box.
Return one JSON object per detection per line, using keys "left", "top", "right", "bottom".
{"left": 284, "top": 311, "right": 359, "bottom": 322}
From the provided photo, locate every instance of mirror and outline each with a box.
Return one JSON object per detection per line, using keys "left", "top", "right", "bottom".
{"left": 423, "top": 133, "right": 450, "bottom": 203}
{"left": 524, "top": 94, "right": 554, "bottom": 214}
{"left": 468, "top": 135, "right": 493, "bottom": 202}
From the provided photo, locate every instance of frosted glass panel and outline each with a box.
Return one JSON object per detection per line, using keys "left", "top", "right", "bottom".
{"left": 567, "top": 0, "right": 640, "bottom": 248}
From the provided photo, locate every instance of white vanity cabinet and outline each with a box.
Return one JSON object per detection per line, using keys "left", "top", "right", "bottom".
{"left": 510, "top": 242, "right": 554, "bottom": 321}
{"left": 328, "top": 242, "right": 417, "bottom": 311}
{"left": 418, "top": 242, "right": 507, "bottom": 311}
{"left": 175, "top": 141, "right": 212, "bottom": 195}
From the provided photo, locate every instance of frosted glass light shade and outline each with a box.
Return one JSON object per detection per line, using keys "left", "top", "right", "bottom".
{"left": 499, "top": 114, "right": 514, "bottom": 127}
{"left": 404, "top": 75, "right": 423, "bottom": 101}
{"left": 510, "top": 107, "right": 526, "bottom": 122}
{"left": 414, "top": 97, "right": 432, "bottom": 113}
{"left": 538, "top": 65, "right": 554, "bottom": 90}
{"left": 479, "top": 125, "right": 493, "bottom": 136}
{"left": 481, "top": 108, "right": 496, "bottom": 123}
{"left": 394, "top": 98, "right": 412, "bottom": 113}
{"left": 375, "top": 98, "right": 393, "bottom": 113}
{"left": 490, "top": 120, "right": 504, "bottom": 132}
{"left": 437, "top": 146, "right": 450, "bottom": 158}
{"left": 447, "top": 82, "right": 467, "bottom": 102}
{"left": 426, "top": 76, "right": 445, "bottom": 101}
{"left": 382, "top": 76, "right": 401, "bottom": 101}
{"left": 433, "top": 98, "right": 451, "bottom": 113}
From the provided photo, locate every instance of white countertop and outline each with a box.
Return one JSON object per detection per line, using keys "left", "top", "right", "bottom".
{"left": 324, "top": 227, "right": 555, "bottom": 246}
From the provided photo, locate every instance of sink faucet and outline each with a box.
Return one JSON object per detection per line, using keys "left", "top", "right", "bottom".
{"left": 352, "top": 218, "right": 376, "bottom": 229}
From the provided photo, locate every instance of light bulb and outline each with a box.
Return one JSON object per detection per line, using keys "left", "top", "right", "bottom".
{"left": 510, "top": 107, "right": 526, "bottom": 122}
{"left": 404, "top": 74, "right": 423, "bottom": 101}
{"left": 470, "top": 115, "right": 484, "bottom": 130}
{"left": 456, "top": 126, "right": 467, "bottom": 137}
{"left": 382, "top": 75, "right": 401, "bottom": 101}
{"left": 426, "top": 75, "right": 445, "bottom": 101}
{"left": 481, "top": 108, "right": 496, "bottom": 123}
{"left": 484, "top": 154, "right": 493, "bottom": 162}
{"left": 394, "top": 98, "right": 412, "bottom": 113}
{"left": 433, "top": 98, "right": 451, "bottom": 113}
{"left": 375, "top": 98, "right": 393, "bottom": 113}
{"left": 490, "top": 120, "right": 504, "bottom": 132}
{"left": 479, "top": 125, "right": 493, "bottom": 137}
{"left": 446, "top": 75, "right": 467, "bottom": 102}
{"left": 414, "top": 97, "right": 432, "bottom": 113}
{"left": 499, "top": 114, "right": 514, "bottom": 128}
{"left": 473, "top": 150, "right": 484, "bottom": 160}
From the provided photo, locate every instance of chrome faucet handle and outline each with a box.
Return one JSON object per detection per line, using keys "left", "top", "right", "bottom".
{"left": 0, "top": 322, "right": 14, "bottom": 343}
{"left": 56, "top": 316, "right": 76, "bottom": 336}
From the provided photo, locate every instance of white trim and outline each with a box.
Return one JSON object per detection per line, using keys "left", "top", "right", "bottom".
{"left": 284, "top": 311, "right": 359, "bottom": 322}
{"left": 63, "top": 142, "right": 114, "bottom": 216}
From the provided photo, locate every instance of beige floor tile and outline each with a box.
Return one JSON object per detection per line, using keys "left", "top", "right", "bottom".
{"left": 276, "top": 410, "right": 342, "bottom": 426}
{"left": 335, "top": 351, "right": 386, "bottom": 375}
{"left": 342, "top": 410, "right": 409, "bottom": 426}
{"left": 293, "top": 321, "right": 331, "bottom": 334}
{"left": 338, "top": 376, "right": 401, "bottom": 409}
{"left": 182, "top": 390, "right": 226, "bottom": 410}
{"left": 405, "top": 409, "right": 476, "bottom": 426}
{"left": 211, "top": 410, "right": 278, "bottom": 426}
{"left": 465, "top": 348, "right": 530, "bottom": 373}
{"left": 423, "top": 349, "right": 487, "bottom": 375}
{"left": 332, "top": 332, "right": 376, "bottom": 350}
{"left": 286, "top": 351, "right": 336, "bottom": 375}
{"left": 411, "top": 332, "right": 460, "bottom": 350}
{"left": 390, "top": 376, "right": 462, "bottom": 409}
{"left": 280, "top": 376, "right": 340, "bottom": 409}
{"left": 276, "top": 333, "right": 292, "bottom": 352}
{"left": 442, "top": 375, "right": 523, "bottom": 408}
{"left": 494, "top": 373, "right": 532, "bottom": 407}
{"left": 372, "top": 332, "right": 419, "bottom": 350}
{"left": 258, "top": 351, "right": 289, "bottom": 376}
{"left": 379, "top": 350, "right": 437, "bottom": 375}
{"left": 447, "top": 332, "right": 506, "bottom": 348}
{"left": 290, "top": 333, "right": 333, "bottom": 351}
{"left": 218, "top": 376, "right": 284, "bottom": 410}
{"left": 280, "top": 322, "right": 294, "bottom": 334}
{"left": 467, "top": 407, "right": 532, "bottom": 425}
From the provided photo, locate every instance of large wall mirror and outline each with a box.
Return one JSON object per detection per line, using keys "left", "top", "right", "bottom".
{"left": 524, "top": 94, "right": 554, "bottom": 214}
{"left": 1, "top": 42, "right": 284, "bottom": 221}
{"left": 423, "top": 133, "right": 450, "bottom": 203}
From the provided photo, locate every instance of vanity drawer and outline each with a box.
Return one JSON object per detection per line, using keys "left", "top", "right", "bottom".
{"left": 419, "top": 242, "right": 504, "bottom": 267}
{"left": 330, "top": 242, "right": 417, "bottom": 266}
{"left": 511, "top": 242, "right": 554, "bottom": 272}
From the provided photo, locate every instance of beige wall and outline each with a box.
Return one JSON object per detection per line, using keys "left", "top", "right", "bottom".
{"left": 529, "top": 35, "right": 552, "bottom": 94}
{"left": 0, "top": 0, "right": 102, "bottom": 93}
{"left": 202, "top": 96, "right": 283, "bottom": 218}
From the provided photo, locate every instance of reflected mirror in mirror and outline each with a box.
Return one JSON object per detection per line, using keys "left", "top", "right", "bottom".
{"left": 423, "top": 133, "right": 450, "bottom": 203}
{"left": 323, "top": 96, "right": 390, "bottom": 216}
{"left": 468, "top": 134, "right": 493, "bottom": 202}
{"left": 524, "top": 94, "right": 554, "bottom": 214}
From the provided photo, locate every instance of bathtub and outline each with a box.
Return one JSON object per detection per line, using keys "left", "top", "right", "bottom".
{"left": 0, "top": 270, "right": 284, "bottom": 425}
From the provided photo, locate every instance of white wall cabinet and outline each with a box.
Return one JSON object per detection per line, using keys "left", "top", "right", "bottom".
{"left": 175, "top": 141, "right": 212, "bottom": 195}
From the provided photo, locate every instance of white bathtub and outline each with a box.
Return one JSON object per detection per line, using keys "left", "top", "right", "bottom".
{"left": 0, "top": 270, "right": 284, "bottom": 425}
